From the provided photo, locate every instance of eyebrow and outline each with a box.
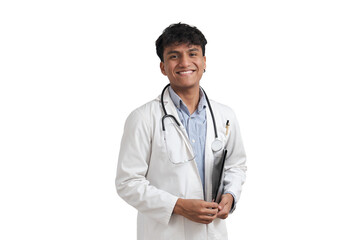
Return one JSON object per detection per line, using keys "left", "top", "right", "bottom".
{"left": 189, "top": 48, "right": 200, "bottom": 52}
{"left": 166, "top": 48, "right": 200, "bottom": 55}
{"left": 166, "top": 50, "right": 179, "bottom": 55}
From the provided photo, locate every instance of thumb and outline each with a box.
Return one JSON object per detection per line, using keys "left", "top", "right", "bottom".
{"left": 218, "top": 201, "right": 226, "bottom": 211}
{"left": 218, "top": 195, "right": 229, "bottom": 211}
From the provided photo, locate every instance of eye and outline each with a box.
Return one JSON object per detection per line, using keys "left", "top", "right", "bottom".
{"left": 190, "top": 53, "right": 197, "bottom": 57}
{"left": 169, "top": 55, "right": 177, "bottom": 59}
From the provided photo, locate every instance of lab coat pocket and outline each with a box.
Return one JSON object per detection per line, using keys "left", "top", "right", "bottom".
{"left": 163, "top": 122, "right": 195, "bottom": 164}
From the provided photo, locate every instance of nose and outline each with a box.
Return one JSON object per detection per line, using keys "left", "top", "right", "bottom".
{"left": 178, "top": 55, "right": 191, "bottom": 67}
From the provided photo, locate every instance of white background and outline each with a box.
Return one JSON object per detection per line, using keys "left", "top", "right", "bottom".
{"left": 1, "top": 0, "right": 359, "bottom": 239}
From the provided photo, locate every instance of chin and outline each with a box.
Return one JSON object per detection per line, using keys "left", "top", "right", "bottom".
{"left": 175, "top": 83, "right": 199, "bottom": 91}
{"left": 175, "top": 79, "right": 200, "bottom": 88}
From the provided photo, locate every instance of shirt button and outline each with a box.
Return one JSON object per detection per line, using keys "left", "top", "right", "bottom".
{"left": 192, "top": 139, "right": 195, "bottom": 143}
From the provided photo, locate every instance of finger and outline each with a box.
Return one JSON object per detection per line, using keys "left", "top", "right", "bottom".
{"left": 217, "top": 206, "right": 230, "bottom": 217}
{"left": 199, "top": 213, "right": 217, "bottom": 222}
{"left": 218, "top": 195, "right": 231, "bottom": 209}
{"left": 217, "top": 212, "right": 228, "bottom": 219}
{"left": 202, "top": 207, "right": 219, "bottom": 216}
{"left": 218, "top": 201, "right": 227, "bottom": 211}
{"left": 201, "top": 213, "right": 217, "bottom": 220}
{"left": 218, "top": 198, "right": 227, "bottom": 207}
{"left": 217, "top": 205, "right": 230, "bottom": 219}
{"left": 217, "top": 207, "right": 227, "bottom": 215}
{"left": 204, "top": 201, "right": 219, "bottom": 209}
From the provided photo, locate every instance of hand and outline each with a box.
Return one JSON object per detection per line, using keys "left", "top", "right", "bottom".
{"left": 217, "top": 193, "right": 234, "bottom": 219}
{"left": 173, "top": 198, "right": 219, "bottom": 224}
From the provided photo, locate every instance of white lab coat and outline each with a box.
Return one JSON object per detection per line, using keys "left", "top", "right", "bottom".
{"left": 115, "top": 88, "right": 246, "bottom": 240}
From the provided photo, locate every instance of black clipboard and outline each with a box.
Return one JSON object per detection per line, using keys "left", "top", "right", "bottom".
{"left": 212, "top": 149, "right": 227, "bottom": 203}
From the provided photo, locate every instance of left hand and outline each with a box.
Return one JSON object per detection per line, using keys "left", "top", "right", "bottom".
{"left": 217, "top": 193, "right": 234, "bottom": 219}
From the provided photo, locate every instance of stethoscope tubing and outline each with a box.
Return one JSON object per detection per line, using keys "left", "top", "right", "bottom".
{"left": 200, "top": 85, "right": 218, "bottom": 139}
{"left": 161, "top": 84, "right": 181, "bottom": 131}
{"left": 161, "top": 83, "right": 218, "bottom": 139}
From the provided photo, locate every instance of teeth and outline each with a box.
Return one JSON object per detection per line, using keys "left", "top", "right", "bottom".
{"left": 178, "top": 70, "right": 193, "bottom": 74}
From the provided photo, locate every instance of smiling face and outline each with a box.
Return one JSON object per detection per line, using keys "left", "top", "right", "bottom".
{"left": 160, "top": 43, "right": 206, "bottom": 91}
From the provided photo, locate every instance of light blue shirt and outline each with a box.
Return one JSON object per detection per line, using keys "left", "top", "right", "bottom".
{"left": 169, "top": 86, "right": 207, "bottom": 192}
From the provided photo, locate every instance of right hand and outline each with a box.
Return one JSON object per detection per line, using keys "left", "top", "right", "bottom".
{"left": 173, "top": 198, "right": 219, "bottom": 224}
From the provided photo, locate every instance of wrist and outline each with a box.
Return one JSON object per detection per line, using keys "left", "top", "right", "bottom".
{"left": 224, "top": 192, "right": 235, "bottom": 211}
{"left": 173, "top": 198, "right": 184, "bottom": 215}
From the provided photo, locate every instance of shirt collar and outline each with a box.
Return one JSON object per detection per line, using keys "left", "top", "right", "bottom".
{"left": 197, "top": 88, "right": 207, "bottom": 112}
{"left": 168, "top": 86, "right": 207, "bottom": 114}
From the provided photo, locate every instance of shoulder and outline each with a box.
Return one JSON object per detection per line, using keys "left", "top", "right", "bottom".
{"left": 208, "top": 99, "right": 240, "bottom": 129}
{"left": 209, "top": 99, "right": 236, "bottom": 117}
{"left": 124, "top": 98, "right": 161, "bottom": 127}
{"left": 129, "top": 99, "right": 158, "bottom": 116}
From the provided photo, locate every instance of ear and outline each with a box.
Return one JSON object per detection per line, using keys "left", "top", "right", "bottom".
{"left": 203, "top": 56, "right": 206, "bottom": 70}
{"left": 160, "top": 62, "right": 167, "bottom": 76}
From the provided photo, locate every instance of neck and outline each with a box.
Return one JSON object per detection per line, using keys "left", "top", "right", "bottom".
{"left": 171, "top": 84, "right": 200, "bottom": 115}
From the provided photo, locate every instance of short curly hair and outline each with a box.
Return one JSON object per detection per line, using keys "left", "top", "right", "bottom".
{"left": 155, "top": 23, "right": 207, "bottom": 62}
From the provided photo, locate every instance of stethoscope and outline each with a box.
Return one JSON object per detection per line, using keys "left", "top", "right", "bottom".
{"left": 160, "top": 83, "right": 223, "bottom": 152}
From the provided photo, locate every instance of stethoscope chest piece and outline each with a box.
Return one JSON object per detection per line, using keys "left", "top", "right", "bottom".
{"left": 211, "top": 138, "right": 223, "bottom": 152}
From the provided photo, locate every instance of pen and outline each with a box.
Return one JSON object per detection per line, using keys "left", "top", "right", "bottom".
{"left": 225, "top": 120, "right": 230, "bottom": 136}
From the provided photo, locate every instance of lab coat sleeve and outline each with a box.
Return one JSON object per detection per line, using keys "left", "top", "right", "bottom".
{"left": 223, "top": 109, "right": 247, "bottom": 213}
{"left": 115, "top": 109, "right": 178, "bottom": 225}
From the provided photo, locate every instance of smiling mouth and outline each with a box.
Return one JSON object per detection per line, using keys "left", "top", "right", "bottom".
{"left": 176, "top": 70, "right": 195, "bottom": 75}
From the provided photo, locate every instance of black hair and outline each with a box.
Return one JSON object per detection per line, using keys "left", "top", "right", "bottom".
{"left": 155, "top": 23, "right": 207, "bottom": 62}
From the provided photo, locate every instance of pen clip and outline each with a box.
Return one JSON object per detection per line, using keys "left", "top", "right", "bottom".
{"left": 225, "top": 120, "right": 230, "bottom": 136}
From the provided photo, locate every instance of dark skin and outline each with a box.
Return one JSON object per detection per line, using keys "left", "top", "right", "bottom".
{"left": 160, "top": 43, "right": 234, "bottom": 223}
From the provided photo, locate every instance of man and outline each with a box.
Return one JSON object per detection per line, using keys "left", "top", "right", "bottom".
{"left": 116, "top": 23, "right": 247, "bottom": 240}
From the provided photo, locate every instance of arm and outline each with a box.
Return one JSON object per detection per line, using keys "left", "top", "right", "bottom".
{"left": 115, "top": 109, "right": 178, "bottom": 225}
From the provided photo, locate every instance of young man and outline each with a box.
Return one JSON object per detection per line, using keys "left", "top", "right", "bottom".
{"left": 116, "top": 23, "right": 247, "bottom": 240}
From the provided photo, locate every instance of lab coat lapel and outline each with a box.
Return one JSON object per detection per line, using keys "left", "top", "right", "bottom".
{"left": 204, "top": 104, "right": 215, "bottom": 202}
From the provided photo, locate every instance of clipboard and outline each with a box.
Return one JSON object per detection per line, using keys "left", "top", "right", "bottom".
{"left": 212, "top": 149, "right": 227, "bottom": 203}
